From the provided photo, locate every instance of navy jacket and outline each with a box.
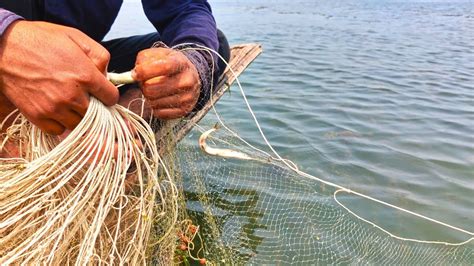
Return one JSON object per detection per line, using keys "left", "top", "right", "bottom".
{"left": 1, "top": 0, "right": 218, "bottom": 50}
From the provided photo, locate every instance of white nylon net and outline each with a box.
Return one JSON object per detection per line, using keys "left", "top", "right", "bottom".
{"left": 173, "top": 115, "right": 473, "bottom": 265}
{"left": 164, "top": 49, "right": 473, "bottom": 264}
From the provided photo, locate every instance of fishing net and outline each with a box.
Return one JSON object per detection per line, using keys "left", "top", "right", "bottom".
{"left": 0, "top": 98, "right": 180, "bottom": 264}
{"left": 163, "top": 46, "right": 474, "bottom": 264}
{"left": 175, "top": 118, "right": 474, "bottom": 264}
{"left": 0, "top": 45, "right": 472, "bottom": 265}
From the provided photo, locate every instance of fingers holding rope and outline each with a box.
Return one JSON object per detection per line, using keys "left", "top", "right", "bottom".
{"left": 133, "top": 47, "right": 201, "bottom": 120}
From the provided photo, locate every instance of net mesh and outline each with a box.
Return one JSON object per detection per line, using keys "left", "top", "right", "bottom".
{"left": 154, "top": 45, "right": 473, "bottom": 264}
{"left": 170, "top": 113, "right": 473, "bottom": 265}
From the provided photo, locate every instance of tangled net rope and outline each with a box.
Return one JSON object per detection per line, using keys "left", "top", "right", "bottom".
{"left": 0, "top": 97, "right": 178, "bottom": 264}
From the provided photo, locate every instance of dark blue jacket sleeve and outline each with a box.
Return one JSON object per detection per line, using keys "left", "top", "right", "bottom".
{"left": 0, "top": 8, "right": 23, "bottom": 36}
{"left": 142, "top": 0, "right": 218, "bottom": 51}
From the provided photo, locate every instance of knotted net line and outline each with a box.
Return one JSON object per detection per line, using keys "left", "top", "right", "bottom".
{"left": 0, "top": 98, "right": 179, "bottom": 264}
{"left": 171, "top": 45, "right": 473, "bottom": 264}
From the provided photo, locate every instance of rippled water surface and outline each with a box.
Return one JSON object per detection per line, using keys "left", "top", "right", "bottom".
{"left": 108, "top": 0, "right": 474, "bottom": 260}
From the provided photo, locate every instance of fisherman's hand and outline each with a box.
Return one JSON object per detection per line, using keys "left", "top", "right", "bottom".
{"left": 0, "top": 21, "right": 118, "bottom": 135}
{"left": 133, "top": 48, "right": 200, "bottom": 119}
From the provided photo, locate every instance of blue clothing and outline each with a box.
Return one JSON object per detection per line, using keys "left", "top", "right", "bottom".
{"left": 0, "top": 1, "right": 218, "bottom": 51}
{"left": 0, "top": 8, "right": 21, "bottom": 35}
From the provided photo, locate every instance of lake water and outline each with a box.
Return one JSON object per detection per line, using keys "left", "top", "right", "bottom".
{"left": 107, "top": 0, "right": 473, "bottom": 263}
